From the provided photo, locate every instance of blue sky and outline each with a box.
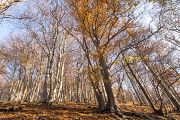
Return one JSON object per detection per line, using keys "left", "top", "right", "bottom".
{"left": 0, "top": 20, "right": 15, "bottom": 42}
{"left": 0, "top": 1, "right": 156, "bottom": 43}
{"left": 0, "top": 1, "right": 28, "bottom": 43}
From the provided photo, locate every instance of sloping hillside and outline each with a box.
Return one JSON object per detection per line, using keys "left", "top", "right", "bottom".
{"left": 0, "top": 103, "right": 179, "bottom": 120}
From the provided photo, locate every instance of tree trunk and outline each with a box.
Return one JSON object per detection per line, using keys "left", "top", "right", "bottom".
{"left": 126, "top": 62, "right": 161, "bottom": 114}
{"left": 145, "top": 62, "right": 180, "bottom": 111}
{"left": 98, "top": 55, "right": 116, "bottom": 112}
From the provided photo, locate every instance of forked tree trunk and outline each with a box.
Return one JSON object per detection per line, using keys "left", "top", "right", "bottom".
{"left": 98, "top": 55, "right": 116, "bottom": 113}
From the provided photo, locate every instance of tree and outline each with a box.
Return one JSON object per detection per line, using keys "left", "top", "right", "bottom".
{"left": 65, "top": 0, "right": 162, "bottom": 113}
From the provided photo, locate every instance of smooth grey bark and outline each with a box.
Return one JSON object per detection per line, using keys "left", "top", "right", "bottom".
{"left": 98, "top": 55, "right": 116, "bottom": 112}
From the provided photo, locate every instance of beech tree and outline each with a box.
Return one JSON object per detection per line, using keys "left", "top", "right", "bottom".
{"left": 65, "top": 0, "right": 163, "bottom": 113}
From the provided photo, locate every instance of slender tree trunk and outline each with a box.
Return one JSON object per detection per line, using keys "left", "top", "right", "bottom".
{"left": 126, "top": 62, "right": 161, "bottom": 114}
{"left": 145, "top": 62, "right": 180, "bottom": 111}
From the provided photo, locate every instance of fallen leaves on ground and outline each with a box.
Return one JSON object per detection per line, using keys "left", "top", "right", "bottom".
{"left": 0, "top": 102, "right": 179, "bottom": 120}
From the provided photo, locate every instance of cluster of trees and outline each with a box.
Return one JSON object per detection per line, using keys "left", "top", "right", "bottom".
{"left": 0, "top": 0, "right": 179, "bottom": 116}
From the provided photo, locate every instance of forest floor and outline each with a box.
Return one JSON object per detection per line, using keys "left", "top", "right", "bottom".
{"left": 0, "top": 102, "right": 179, "bottom": 120}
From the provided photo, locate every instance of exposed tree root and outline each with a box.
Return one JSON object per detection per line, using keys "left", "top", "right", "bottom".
{"left": 107, "top": 109, "right": 155, "bottom": 120}
{"left": 118, "top": 110, "right": 154, "bottom": 120}
{"left": 115, "top": 110, "right": 125, "bottom": 119}
{"left": 167, "top": 113, "right": 176, "bottom": 120}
